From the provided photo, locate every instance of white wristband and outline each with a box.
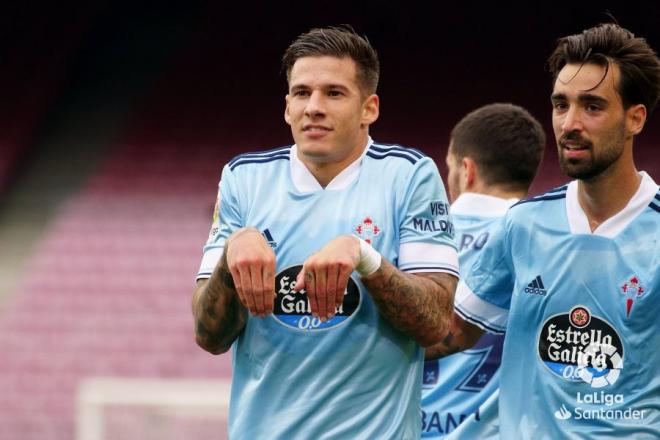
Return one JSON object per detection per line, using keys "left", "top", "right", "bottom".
{"left": 356, "top": 237, "right": 382, "bottom": 276}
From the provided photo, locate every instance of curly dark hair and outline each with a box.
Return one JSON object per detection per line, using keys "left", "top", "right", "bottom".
{"left": 547, "top": 23, "right": 660, "bottom": 115}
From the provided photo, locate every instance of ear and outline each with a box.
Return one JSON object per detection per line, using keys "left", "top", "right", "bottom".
{"left": 284, "top": 94, "right": 292, "bottom": 126}
{"left": 462, "top": 156, "right": 477, "bottom": 190}
{"left": 626, "top": 103, "right": 646, "bottom": 136}
{"left": 360, "top": 94, "right": 380, "bottom": 127}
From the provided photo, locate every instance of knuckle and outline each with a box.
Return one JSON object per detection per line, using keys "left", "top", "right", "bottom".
{"left": 234, "top": 259, "right": 251, "bottom": 270}
{"left": 337, "top": 260, "right": 352, "bottom": 271}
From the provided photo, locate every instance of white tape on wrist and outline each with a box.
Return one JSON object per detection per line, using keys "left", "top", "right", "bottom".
{"left": 356, "top": 237, "right": 382, "bottom": 276}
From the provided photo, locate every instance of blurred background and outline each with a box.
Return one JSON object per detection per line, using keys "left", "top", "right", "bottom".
{"left": 0, "top": 2, "right": 658, "bottom": 439}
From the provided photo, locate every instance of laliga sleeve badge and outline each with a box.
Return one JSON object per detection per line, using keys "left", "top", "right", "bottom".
{"left": 620, "top": 275, "right": 645, "bottom": 318}
{"left": 207, "top": 196, "right": 221, "bottom": 241}
{"left": 354, "top": 216, "right": 381, "bottom": 244}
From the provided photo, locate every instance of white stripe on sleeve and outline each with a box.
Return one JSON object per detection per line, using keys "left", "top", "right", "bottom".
{"left": 398, "top": 242, "right": 459, "bottom": 276}
{"left": 454, "top": 281, "right": 508, "bottom": 334}
{"left": 196, "top": 246, "right": 223, "bottom": 280}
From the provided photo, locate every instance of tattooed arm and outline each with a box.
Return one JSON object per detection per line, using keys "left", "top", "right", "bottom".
{"left": 192, "top": 227, "right": 276, "bottom": 354}
{"left": 361, "top": 258, "right": 458, "bottom": 347}
{"left": 424, "top": 313, "right": 485, "bottom": 359}
{"left": 192, "top": 250, "right": 247, "bottom": 355}
{"left": 293, "top": 235, "right": 458, "bottom": 347}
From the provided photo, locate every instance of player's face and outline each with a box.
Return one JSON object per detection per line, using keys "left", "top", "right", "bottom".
{"left": 285, "top": 56, "right": 379, "bottom": 166}
{"left": 551, "top": 63, "right": 630, "bottom": 180}
{"left": 445, "top": 147, "right": 462, "bottom": 203}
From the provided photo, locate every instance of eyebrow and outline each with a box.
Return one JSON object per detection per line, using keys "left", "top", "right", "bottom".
{"left": 550, "top": 93, "right": 565, "bottom": 102}
{"left": 289, "top": 83, "right": 351, "bottom": 92}
{"left": 550, "top": 93, "right": 609, "bottom": 106}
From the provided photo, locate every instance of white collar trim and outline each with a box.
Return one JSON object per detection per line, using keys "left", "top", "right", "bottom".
{"left": 450, "top": 193, "right": 519, "bottom": 217}
{"left": 290, "top": 137, "right": 373, "bottom": 193}
{"left": 566, "top": 171, "right": 658, "bottom": 237}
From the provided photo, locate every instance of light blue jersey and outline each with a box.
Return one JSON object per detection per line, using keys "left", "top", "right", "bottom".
{"left": 197, "top": 138, "right": 458, "bottom": 439}
{"left": 455, "top": 172, "right": 660, "bottom": 439}
{"left": 422, "top": 193, "right": 514, "bottom": 438}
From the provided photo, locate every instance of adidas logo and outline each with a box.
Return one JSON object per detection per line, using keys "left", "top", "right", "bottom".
{"left": 524, "top": 275, "right": 547, "bottom": 296}
{"left": 262, "top": 229, "right": 277, "bottom": 248}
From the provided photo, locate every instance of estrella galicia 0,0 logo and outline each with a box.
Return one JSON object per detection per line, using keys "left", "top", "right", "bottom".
{"left": 538, "top": 306, "right": 624, "bottom": 388}
{"left": 273, "top": 265, "right": 360, "bottom": 331}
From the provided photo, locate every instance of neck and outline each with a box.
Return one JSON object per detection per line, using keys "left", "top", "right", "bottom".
{"left": 300, "top": 134, "right": 369, "bottom": 188}
{"left": 481, "top": 187, "right": 527, "bottom": 200}
{"left": 469, "top": 180, "right": 527, "bottom": 201}
{"left": 577, "top": 158, "right": 641, "bottom": 232}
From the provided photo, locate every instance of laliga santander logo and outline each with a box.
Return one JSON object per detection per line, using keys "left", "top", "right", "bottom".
{"left": 620, "top": 275, "right": 645, "bottom": 318}
{"left": 554, "top": 404, "right": 572, "bottom": 420}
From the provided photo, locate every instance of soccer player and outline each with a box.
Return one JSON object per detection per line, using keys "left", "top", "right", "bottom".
{"left": 429, "top": 23, "right": 660, "bottom": 438}
{"left": 191, "top": 26, "right": 459, "bottom": 438}
{"left": 421, "top": 103, "right": 545, "bottom": 438}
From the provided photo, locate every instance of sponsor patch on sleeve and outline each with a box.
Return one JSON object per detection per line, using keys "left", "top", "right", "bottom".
{"left": 411, "top": 217, "right": 454, "bottom": 236}
{"left": 429, "top": 200, "right": 450, "bottom": 217}
{"left": 207, "top": 195, "right": 221, "bottom": 241}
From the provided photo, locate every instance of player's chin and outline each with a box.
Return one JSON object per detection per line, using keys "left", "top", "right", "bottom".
{"left": 297, "top": 142, "right": 335, "bottom": 160}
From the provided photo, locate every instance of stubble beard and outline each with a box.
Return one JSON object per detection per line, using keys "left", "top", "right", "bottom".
{"left": 557, "top": 124, "right": 626, "bottom": 181}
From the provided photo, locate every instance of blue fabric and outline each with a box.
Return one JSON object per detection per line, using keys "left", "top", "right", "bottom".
{"left": 458, "top": 183, "right": 660, "bottom": 439}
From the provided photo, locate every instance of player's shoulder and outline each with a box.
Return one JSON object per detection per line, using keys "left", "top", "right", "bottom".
{"left": 648, "top": 187, "right": 660, "bottom": 214}
{"left": 365, "top": 141, "right": 429, "bottom": 169}
{"left": 510, "top": 183, "right": 569, "bottom": 213}
{"left": 226, "top": 145, "right": 292, "bottom": 172}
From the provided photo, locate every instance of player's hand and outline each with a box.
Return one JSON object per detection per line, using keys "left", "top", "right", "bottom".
{"left": 225, "top": 227, "right": 276, "bottom": 317}
{"left": 294, "top": 235, "right": 360, "bottom": 322}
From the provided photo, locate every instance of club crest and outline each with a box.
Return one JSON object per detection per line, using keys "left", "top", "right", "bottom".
{"left": 620, "top": 275, "right": 645, "bottom": 318}
{"left": 355, "top": 216, "right": 381, "bottom": 244}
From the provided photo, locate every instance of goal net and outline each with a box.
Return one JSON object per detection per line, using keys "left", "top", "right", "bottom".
{"left": 76, "top": 378, "right": 230, "bottom": 440}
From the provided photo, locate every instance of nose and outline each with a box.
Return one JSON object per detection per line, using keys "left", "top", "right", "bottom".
{"left": 304, "top": 90, "right": 325, "bottom": 118}
{"left": 560, "top": 105, "right": 583, "bottom": 133}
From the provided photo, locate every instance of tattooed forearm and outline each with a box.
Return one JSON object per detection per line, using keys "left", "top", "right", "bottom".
{"left": 425, "top": 313, "right": 486, "bottom": 359}
{"left": 424, "top": 331, "right": 463, "bottom": 359}
{"left": 361, "top": 258, "right": 457, "bottom": 347}
{"left": 192, "top": 251, "right": 246, "bottom": 354}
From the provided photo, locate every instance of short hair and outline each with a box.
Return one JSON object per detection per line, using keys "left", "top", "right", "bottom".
{"left": 547, "top": 23, "right": 660, "bottom": 115}
{"left": 450, "top": 103, "right": 546, "bottom": 192}
{"left": 282, "top": 25, "right": 379, "bottom": 95}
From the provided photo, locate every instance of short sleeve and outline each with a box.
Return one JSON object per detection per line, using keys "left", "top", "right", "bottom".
{"left": 454, "top": 216, "right": 514, "bottom": 334}
{"left": 196, "top": 165, "right": 243, "bottom": 280}
{"left": 398, "top": 158, "right": 459, "bottom": 277}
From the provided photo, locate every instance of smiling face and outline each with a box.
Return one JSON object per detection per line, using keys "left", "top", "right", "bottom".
{"left": 551, "top": 62, "right": 640, "bottom": 181}
{"left": 284, "top": 56, "right": 379, "bottom": 173}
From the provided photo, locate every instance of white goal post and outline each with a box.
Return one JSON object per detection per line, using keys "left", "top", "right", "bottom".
{"left": 76, "top": 378, "right": 231, "bottom": 440}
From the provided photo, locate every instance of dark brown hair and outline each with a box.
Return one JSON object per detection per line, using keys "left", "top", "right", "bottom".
{"left": 547, "top": 23, "right": 660, "bottom": 115}
{"left": 282, "top": 25, "right": 379, "bottom": 95}
{"left": 450, "top": 103, "right": 546, "bottom": 192}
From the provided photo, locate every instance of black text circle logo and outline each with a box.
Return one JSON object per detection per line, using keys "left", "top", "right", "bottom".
{"left": 273, "top": 265, "right": 360, "bottom": 331}
{"left": 538, "top": 306, "right": 624, "bottom": 387}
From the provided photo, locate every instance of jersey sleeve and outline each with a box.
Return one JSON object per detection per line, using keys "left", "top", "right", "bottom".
{"left": 398, "top": 157, "right": 459, "bottom": 277}
{"left": 454, "top": 215, "right": 514, "bottom": 334}
{"left": 196, "top": 164, "right": 243, "bottom": 280}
